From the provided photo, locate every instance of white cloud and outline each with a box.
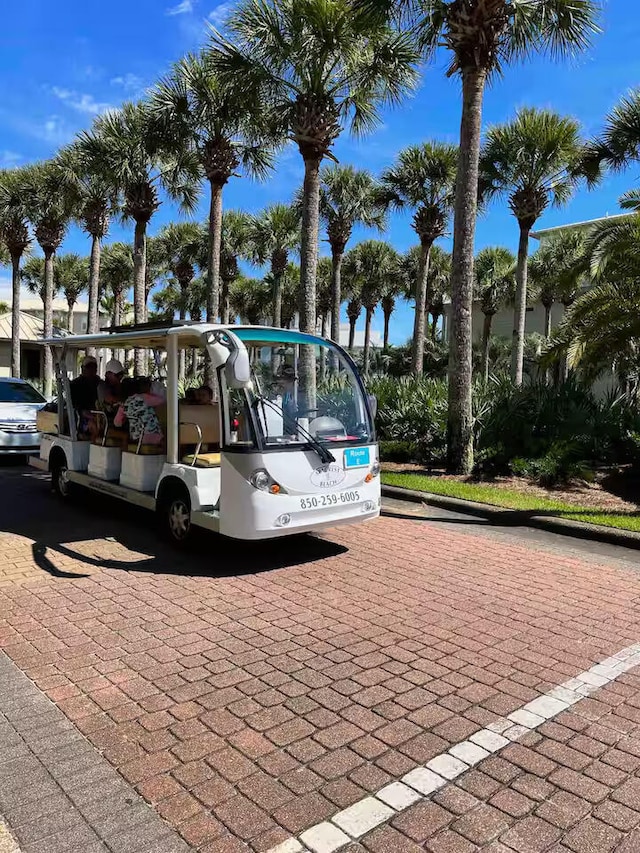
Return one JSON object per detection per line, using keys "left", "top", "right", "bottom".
{"left": 166, "top": 0, "right": 193, "bottom": 14}
{"left": 0, "top": 150, "right": 21, "bottom": 168}
{"left": 110, "top": 73, "right": 144, "bottom": 92}
{"left": 208, "top": 1, "right": 234, "bottom": 26}
{"left": 51, "top": 86, "right": 114, "bottom": 116}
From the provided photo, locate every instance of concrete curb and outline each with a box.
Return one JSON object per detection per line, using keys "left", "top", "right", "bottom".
{"left": 381, "top": 484, "right": 640, "bottom": 552}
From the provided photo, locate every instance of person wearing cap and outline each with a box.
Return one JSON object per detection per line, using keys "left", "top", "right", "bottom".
{"left": 97, "top": 358, "right": 126, "bottom": 427}
{"left": 70, "top": 355, "right": 101, "bottom": 438}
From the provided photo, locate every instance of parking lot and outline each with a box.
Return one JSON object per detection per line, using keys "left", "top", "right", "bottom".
{"left": 3, "top": 462, "right": 640, "bottom": 852}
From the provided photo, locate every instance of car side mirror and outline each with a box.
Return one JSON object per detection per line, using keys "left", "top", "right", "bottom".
{"left": 367, "top": 394, "right": 377, "bottom": 419}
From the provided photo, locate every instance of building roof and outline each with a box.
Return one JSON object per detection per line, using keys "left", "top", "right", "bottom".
{"left": 0, "top": 311, "right": 70, "bottom": 343}
{"left": 531, "top": 212, "right": 634, "bottom": 240}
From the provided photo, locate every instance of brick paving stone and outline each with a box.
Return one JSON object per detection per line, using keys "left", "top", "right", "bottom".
{"left": 536, "top": 791, "right": 591, "bottom": 829}
{"left": 273, "top": 791, "right": 335, "bottom": 833}
{"left": 490, "top": 789, "right": 534, "bottom": 818}
{"left": 453, "top": 804, "right": 509, "bottom": 845}
{"left": 563, "top": 816, "right": 622, "bottom": 852}
{"left": 391, "top": 801, "right": 451, "bottom": 842}
{"left": 425, "top": 831, "right": 479, "bottom": 853}
{"left": 595, "top": 799, "right": 640, "bottom": 832}
{"left": 214, "top": 793, "right": 275, "bottom": 841}
{"left": 361, "top": 825, "right": 424, "bottom": 853}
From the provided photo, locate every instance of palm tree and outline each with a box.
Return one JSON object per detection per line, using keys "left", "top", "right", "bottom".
{"left": 345, "top": 240, "right": 399, "bottom": 373}
{"left": 427, "top": 246, "right": 451, "bottom": 342}
{"left": 480, "top": 108, "right": 584, "bottom": 385}
{"left": 0, "top": 167, "right": 31, "bottom": 377}
{"left": 280, "top": 263, "right": 301, "bottom": 329}
{"left": 154, "top": 221, "right": 201, "bottom": 346}
{"left": 220, "top": 211, "right": 251, "bottom": 323}
{"left": 150, "top": 51, "right": 277, "bottom": 323}
{"left": 319, "top": 165, "right": 385, "bottom": 346}
{"left": 229, "top": 276, "right": 271, "bottom": 324}
{"left": 23, "top": 162, "right": 77, "bottom": 396}
{"left": 474, "top": 246, "right": 515, "bottom": 383}
{"left": 529, "top": 231, "right": 586, "bottom": 339}
{"left": 582, "top": 89, "right": 640, "bottom": 180}
{"left": 210, "top": 0, "right": 418, "bottom": 358}
{"left": 249, "top": 204, "right": 300, "bottom": 327}
{"left": 101, "top": 242, "right": 134, "bottom": 329}
{"left": 77, "top": 102, "right": 200, "bottom": 373}
{"left": 55, "top": 253, "right": 89, "bottom": 330}
{"left": 57, "top": 144, "right": 117, "bottom": 338}
{"left": 359, "top": 0, "right": 601, "bottom": 472}
{"left": 380, "top": 142, "right": 457, "bottom": 374}
{"left": 22, "top": 257, "right": 54, "bottom": 308}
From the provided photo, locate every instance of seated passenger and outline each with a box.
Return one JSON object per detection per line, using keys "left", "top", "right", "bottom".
{"left": 115, "top": 377, "right": 165, "bottom": 448}
{"left": 195, "top": 385, "right": 214, "bottom": 405}
{"left": 184, "top": 387, "right": 198, "bottom": 405}
{"left": 97, "top": 359, "right": 126, "bottom": 425}
{"left": 70, "top": 355, "right": 100, "bottom": 439}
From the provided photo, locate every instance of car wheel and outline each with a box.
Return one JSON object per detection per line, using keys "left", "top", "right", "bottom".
{"left": 159, "top": 487, "right": 193, "bottom": 546}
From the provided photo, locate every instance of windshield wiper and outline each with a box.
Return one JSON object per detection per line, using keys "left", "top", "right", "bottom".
{"left": 253, "top": 394, "right": 335, "bottom": 465}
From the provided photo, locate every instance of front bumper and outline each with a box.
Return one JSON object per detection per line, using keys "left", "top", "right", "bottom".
{"left": 0, "top": 429, "right": 41, "bottom": 454}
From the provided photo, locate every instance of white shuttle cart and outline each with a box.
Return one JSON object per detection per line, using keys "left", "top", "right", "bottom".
{"left": 31, "top": 323, "right": 380, "bottom": 544}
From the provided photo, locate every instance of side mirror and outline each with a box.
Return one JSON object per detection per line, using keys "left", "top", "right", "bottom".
{"left": 367, "top": 394, "right": 377, "bottom": 419}
{"left": 226, "top": 347, "right": 251, "bottom": 388}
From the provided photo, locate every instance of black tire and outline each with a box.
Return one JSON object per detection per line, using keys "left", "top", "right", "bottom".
{"left": 51, "top": 453, "right": 73, "bottom": 500}
{"left": 158, "top": 485, "right": 193, "bottom": 546}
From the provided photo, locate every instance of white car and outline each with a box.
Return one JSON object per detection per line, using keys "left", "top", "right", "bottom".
{"left": 0, "top": 377, "right": 46, "bottom": 456}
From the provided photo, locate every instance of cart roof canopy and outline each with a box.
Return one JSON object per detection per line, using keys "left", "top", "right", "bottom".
{"left": 40, "top": 324, "right": 330, "bottom": 350}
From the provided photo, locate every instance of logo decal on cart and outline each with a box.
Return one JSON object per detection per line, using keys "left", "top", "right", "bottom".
{"left": 310, "top": 464, "right": 346, "bottom": 489}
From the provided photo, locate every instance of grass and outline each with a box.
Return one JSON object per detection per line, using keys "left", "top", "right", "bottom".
{"left": 381, "top": 471, "right": 640, "bottom": 534}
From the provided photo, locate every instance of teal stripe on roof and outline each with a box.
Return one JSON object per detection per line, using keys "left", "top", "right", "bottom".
{"left": 232, "top": 328, "right": 331, "bottom": 346}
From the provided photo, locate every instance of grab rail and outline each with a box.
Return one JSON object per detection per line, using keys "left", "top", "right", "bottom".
{"left": 180, "top": 421, "right": 203, "bottom": 466}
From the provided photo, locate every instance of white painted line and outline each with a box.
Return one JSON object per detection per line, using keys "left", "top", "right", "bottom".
{"left": 270, "top": 841, "right": 306, "bottom": 853}
{"left": 376, "top": 781, "right": 422, "bottom": 810}
{"left": 299, "top": 823, "right": 350, "bottom": 853}
{"left": 449, "top": 740, "right": 490, "bottom": 766}
{"left": 401, "top": 766, "right": 447, "bottom": 796}
{"left": 266, "top": 642, "right": 640, "bottom": 853}
{"left": 332, "top": 797, "right": 394, "bottom": 837}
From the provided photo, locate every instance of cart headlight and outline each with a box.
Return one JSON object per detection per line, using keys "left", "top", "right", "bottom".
{"left": 275, "top": 513, "right": 291, "bottom": 527}
{"left": 371, "top": 462, "right": 380, "bottom": 477}
{"left": 250, "top": 469, "right": 282, "bottom": 493}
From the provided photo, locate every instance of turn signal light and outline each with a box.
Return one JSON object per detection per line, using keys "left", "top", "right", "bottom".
{"left": 365, "top": 473, "right": 373, "bottom": 483}
{"left": 270, "top": 484, "right": 281, "bottom": 494}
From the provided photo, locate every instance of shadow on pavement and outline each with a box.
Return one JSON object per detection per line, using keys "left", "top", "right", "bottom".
{"left": 1, "top": 463, "right": 347, "bottom": 579}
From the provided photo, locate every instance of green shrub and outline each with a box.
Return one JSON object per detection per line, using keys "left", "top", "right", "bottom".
{"left": 367, "top": 375, "right": 448, "bottom": 465}
{"left": 379, "top": 440, "right": 418, "bottom": 462}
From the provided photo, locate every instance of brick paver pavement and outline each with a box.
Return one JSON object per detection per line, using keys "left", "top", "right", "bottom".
{"left": 3, "top": 465, "right": 640, "bottom": 851}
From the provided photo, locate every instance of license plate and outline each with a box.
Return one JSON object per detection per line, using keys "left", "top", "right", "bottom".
{"left": 299, "top": 490, "right": 360, "bottom": 511}
{"left": 344, "top": 447, "right": 370, "bottom": 469}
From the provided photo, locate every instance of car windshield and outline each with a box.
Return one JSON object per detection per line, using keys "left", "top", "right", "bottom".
{"left": 238, "top": 334, "right": 373, "bottom": 449}
{"left": 0, "top": 381, "right": 45, "bottom": 404}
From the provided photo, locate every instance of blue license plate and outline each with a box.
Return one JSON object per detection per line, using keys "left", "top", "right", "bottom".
{"left": 344, "top": 447, "right": 371, "bottom": 469}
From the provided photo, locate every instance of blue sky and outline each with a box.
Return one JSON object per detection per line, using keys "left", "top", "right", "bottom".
{"left": 1, "top": 0, "right": 638, "bottom": 344}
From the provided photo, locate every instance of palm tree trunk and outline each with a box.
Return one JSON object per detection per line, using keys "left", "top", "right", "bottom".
{"left": 411, "top": 240, "right": 432, "bottom": 375}
{"left": 87, "top": 233, "right": 101, "bottom": 339}
{"left": 481, "top": 312, "right": 492, "bottom": 384}
{"left": 383, "top": 307, "right": 391, "bottom": 351}
{"left": 543, "top": 301, "right": 552, "bottom": 385}
{"left": 114, "top": 292, "right": 124, "bottom": 364}
{"left": 272, "top": 270, "right": 283, "bottom": 328}
{"left": 133, "top": 218, "right": 147, "bottom": 375}
{"left": 178, "top": 291, "right": 187, "bottom": 382}
{"left": 207, "top": 180, "right": 223, "bottom": 323}
{"left": 447, "top": 67, "right": 486, "bottom": 474}
{"left": 43, "top": 249, "right": 55, "bottom": 398}
{"left": 221, "top": 278, "right": 231, "bottom": 324}
{"left": 363, "top": 306, "right": 373, "bottom": 376}
{"left": 431, "top": 312, "right": 439, "bottom": 342}
{"left": 511, "top": 221, "right": 531, "bottom": 385}
{"left": 348, "top": 317, "right": 356, "bottom": 351}
{"left": 320, "top": 313, "right": 328, "bottom": 381}
{"left": 299, "top": 155, "right": 321, "bottom": 411}
{"left": 67, "top": 300, "right": 75, "bottom": 332}
{"left": 10, "top": 252, "right": 21, "bottom": 378}
{"left": 330, "top": 246, "right": 344, "bottom": 344}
